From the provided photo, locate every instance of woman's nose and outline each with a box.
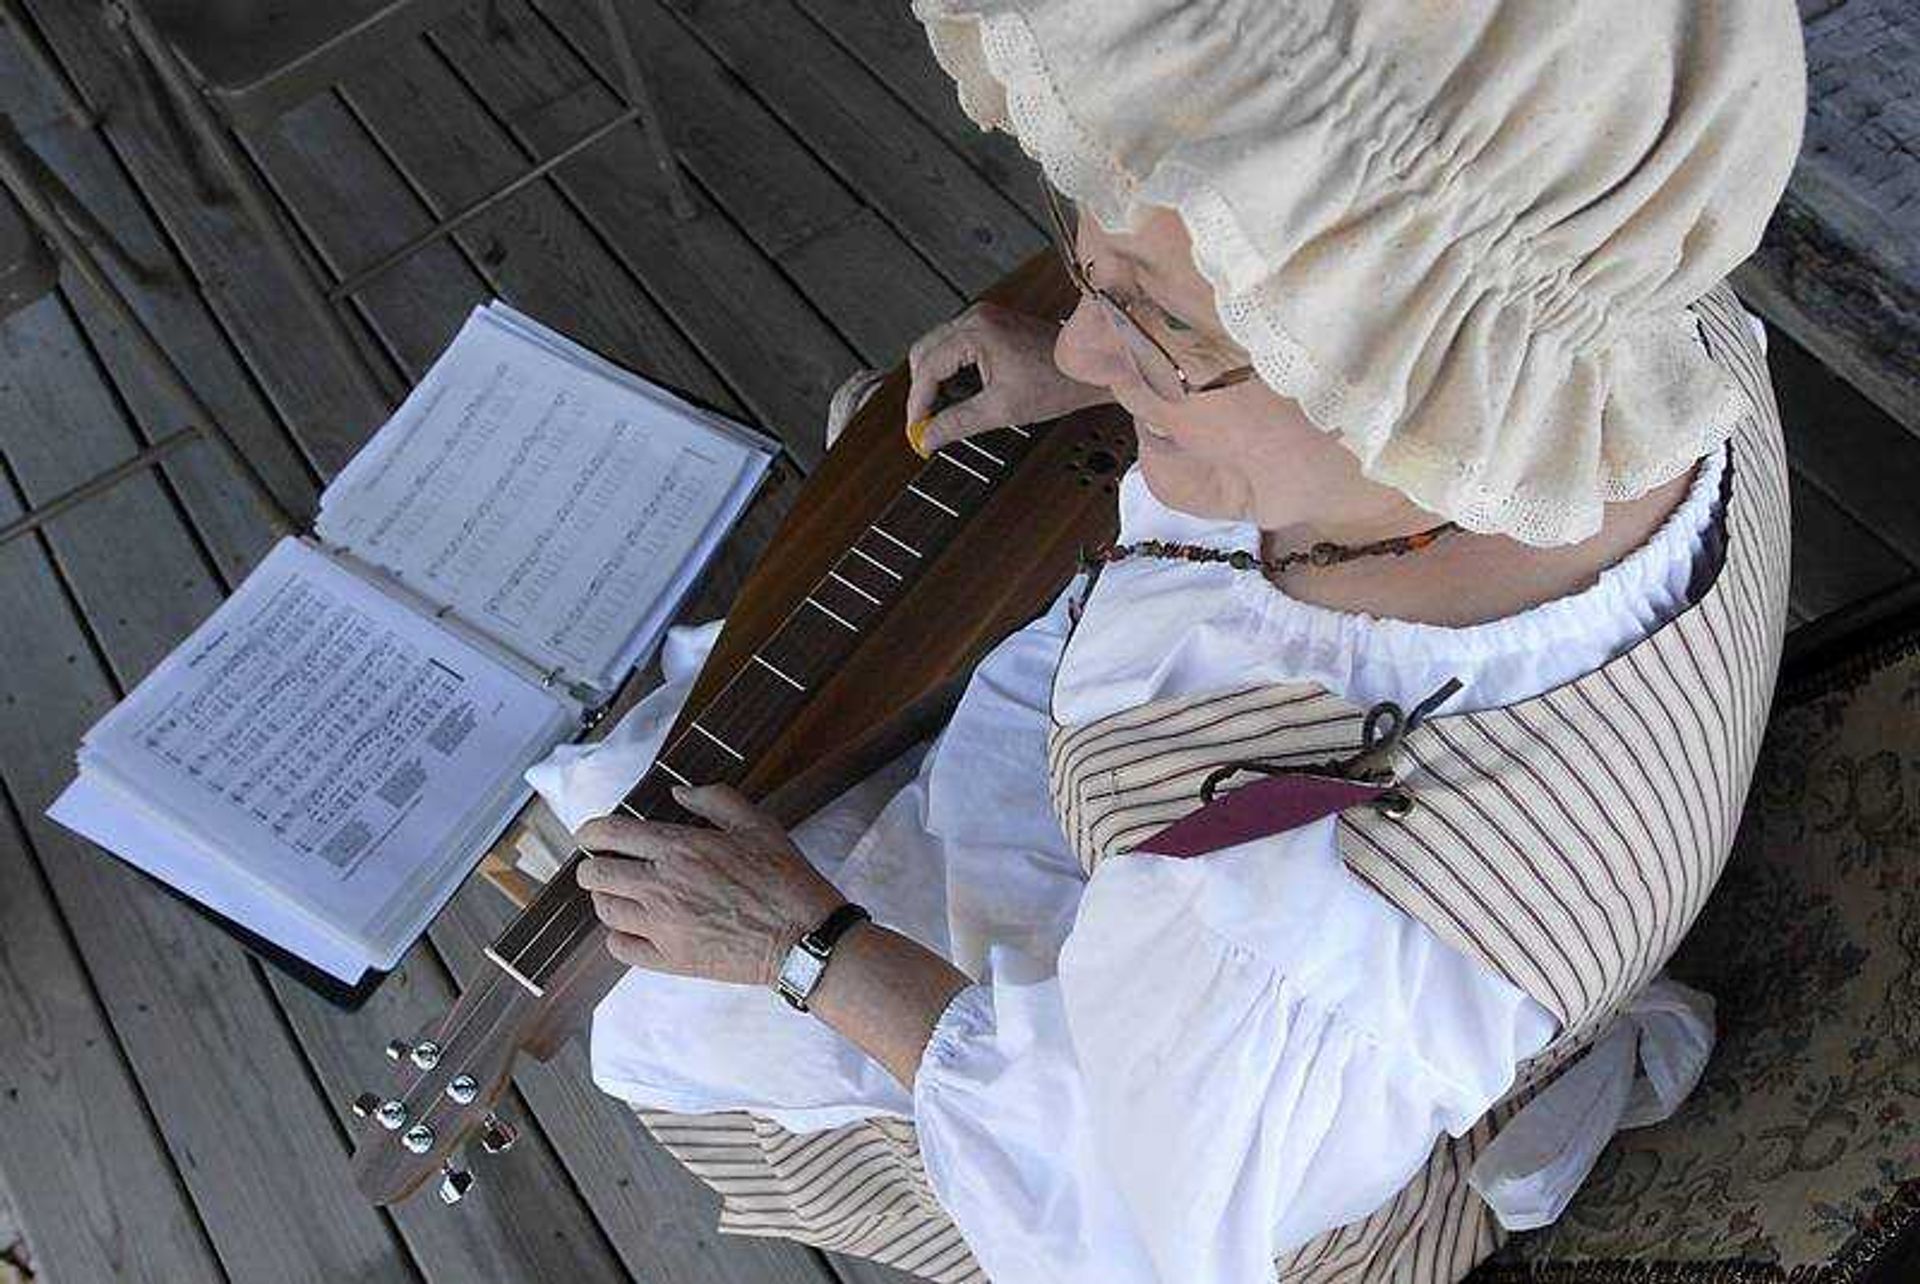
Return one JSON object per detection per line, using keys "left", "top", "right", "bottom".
{"left": 1054, "top": 294, "right": 1133, "bottom": 390}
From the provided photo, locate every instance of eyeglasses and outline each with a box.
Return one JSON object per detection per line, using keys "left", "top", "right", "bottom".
{"left": 1041, "top": 178, "right": 1256, "bottom": 402}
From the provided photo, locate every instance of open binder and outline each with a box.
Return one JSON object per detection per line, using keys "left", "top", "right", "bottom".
{"left": 49, "top": 303, "right": 778, "bottom": 1006}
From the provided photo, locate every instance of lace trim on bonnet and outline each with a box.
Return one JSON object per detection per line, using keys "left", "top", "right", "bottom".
{"left": 912, "top": 0, "right": 1803, "bottom": 547}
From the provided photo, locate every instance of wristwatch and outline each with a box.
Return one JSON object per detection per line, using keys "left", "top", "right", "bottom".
{"left": 775, "top": 902, "right": 871, "bottom": 1012}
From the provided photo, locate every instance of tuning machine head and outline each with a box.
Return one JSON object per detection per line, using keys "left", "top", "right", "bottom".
{"left": 385, "top": 1038, "right": 441, "bottom": 1069}
{"left": 352, "top": 1003, "right": 523, "bottom": 1206}
{"left": 351, "top": 1092, "right": 409, "bottom": 1131}
{"left": 479, "top": 1113, "right": 518, "bottom": 1155}
{"left": 437, "top": 1160, "right": 475, "bottom": 1205}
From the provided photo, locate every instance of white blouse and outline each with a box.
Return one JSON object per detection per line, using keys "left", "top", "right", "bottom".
{"left": 541, "top": 440, "right": 1727, "bottom": 1284}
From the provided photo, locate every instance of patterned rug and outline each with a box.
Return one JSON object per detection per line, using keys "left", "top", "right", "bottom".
{"left": 1479, "top": 601, "right": 1920, "bottom": 1283}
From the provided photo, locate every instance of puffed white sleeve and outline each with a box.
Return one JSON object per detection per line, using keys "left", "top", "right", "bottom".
{"left": 911, "top": 817, "right": 1558, "bottom": 1284}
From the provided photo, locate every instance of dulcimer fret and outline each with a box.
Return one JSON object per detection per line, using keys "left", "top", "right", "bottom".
{"left": 351, "top": 253, "right": 1133, "bottom": 1209}
{"left": 483, "top": 423, "right": 1043, "bottom": 995}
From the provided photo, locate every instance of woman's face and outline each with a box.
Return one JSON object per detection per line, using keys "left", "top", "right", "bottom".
{"left": 1052, "top": 206, "right": 1419, "bottom": 540}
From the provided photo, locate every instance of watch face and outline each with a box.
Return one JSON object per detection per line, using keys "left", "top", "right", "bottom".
{"left": 778, "top": 946, "right": 827, "bottom": 996}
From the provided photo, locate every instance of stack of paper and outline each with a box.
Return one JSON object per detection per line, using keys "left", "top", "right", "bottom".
{"left": 50, "top": 303, "right": 777, "bottom": 989}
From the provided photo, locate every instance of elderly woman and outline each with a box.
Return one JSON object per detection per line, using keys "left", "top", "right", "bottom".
{"left": 549, "top": 2, "right": 1807, "bottom": 1281}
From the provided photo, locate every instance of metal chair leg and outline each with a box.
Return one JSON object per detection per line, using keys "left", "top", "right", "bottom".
{"left": 101, "top": 0, "right": 224, "bottom": 205}
{"left": 0, "top": 112, "right": 298, "bottom": 547}
{"left": 106, "top": 0, "right": 407, "bottom": 408}
{"left": 326, "top": 104, "right": 640, "bottom": 303}
{"left": 326, "top": 0, "right": 699, "bottom": 300}
{"left": 593, "top": 0, "right": 695, "bottom": 221}
{"left": 4, "top": 127, "right": 153, "bottom": 284}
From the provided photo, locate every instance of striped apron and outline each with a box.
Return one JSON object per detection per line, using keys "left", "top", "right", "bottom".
{"left": 631, "top": 284, "right": 1789, "bottom": 1284}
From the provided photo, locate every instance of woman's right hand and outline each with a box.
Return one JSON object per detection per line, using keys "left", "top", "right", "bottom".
{"left": 904, "top": 301, "right": 1111, "bottom": 455}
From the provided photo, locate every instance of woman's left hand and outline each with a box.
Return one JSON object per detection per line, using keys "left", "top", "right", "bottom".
{"left": 575, "top": 783, "right": 846, "bottom": 987}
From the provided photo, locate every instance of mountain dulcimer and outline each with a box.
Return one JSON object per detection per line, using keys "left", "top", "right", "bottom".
{"left": 349, "top": 253, "right": 1135, "bottom": 1206}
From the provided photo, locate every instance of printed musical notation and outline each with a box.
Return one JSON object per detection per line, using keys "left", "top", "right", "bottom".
{"left": 79, "top": 541, "right": 565, "bottom": 941}
{"left": 132, "top": 573, "right": 480, "bottom": 874}
{"left": 48, "top": 302, "right": 773, "bottom": 982}
{"left": 316, "top": 310, "right": 754, "bottom": 691}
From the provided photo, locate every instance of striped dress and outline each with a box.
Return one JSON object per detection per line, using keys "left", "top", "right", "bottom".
{"left": 633, "top": 283, "right": 1789, "bottom": 1283}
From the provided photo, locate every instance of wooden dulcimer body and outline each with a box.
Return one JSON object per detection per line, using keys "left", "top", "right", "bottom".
{"left": 350, "top": 253, "right": 1135, "bottom": 1205}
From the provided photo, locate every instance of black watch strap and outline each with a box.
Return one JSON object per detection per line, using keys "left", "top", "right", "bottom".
{"left": 801, "top": 902, "right": 870, "bottom": 957}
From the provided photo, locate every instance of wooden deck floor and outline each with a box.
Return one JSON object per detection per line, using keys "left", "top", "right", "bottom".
{"left": 0, "top": 3, "right": 1914, "bottom": 1281}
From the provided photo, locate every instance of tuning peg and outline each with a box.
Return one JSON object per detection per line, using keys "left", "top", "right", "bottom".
{"left": 437, "top": 1160, "right": 475, "bottom": 1206}
{"left": 479, "top": 1113, "right": 518, "bottom": 1155}
{"left": 445, "top": 1073, "right": 479, "bottom": 1105}
{"left": 350, "top": 1092, "right": 382, "bottom": 1120}
{"left": 374, "top": 1100, "right": 408, "bottom": 1131}
{"left": 402, "top": 1123, "right": 436, "bottom": 1155}
{"left": 387, "top": 1037, "right": 442, "bottom": 1069}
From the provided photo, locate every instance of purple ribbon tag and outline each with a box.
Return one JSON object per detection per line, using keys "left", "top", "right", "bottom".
{"left": 1132, "top": 772, "right": 1390, "bottom": 858}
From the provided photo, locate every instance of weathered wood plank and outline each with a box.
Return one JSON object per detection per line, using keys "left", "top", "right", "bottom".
{"left": 273, "top": 948, "right": 633, "bottom": 1282}
{"left": 0, "top": 300, "right": 416, "bottom": 1282}
{"left": 255, "top": 80, "right": 748, "bottom": 433}
{"left": 7, "top": 20, "right": 602, "bottom": 1274}
{"left": 1735, "top": 0, "right": 1920, "bottom": 439}
{"left": 0, "top": 34, "right": 319, "bottom": 579}
{"left": 788, "top": 0, "right": 1046, "bottom": 227}
{"left": 6, "top": 28, "right": 632, "bottom": 1284}
{"left": 433, "top": 879, "right": 841, "bottom": 1284}
{"left": 0, "top": 645, "right": 223, "bottom": 1283}
{"left": 483, "top": 0, "right": 956, "bottom": 372}
{"left": 20, "top": 0, "right": 395, "bottom": 479}
{"left": 1765, "top": 320, "right": 1920, "bottom": 567}
{"left": 1786, "top": 468, "right": 1914, "bottom": 621}
{"left": 0, "top": 298, "right": 230, "bottom": 675}
{"left": 539, "top": 0, "right": 1043, "bottom": 297}
{"left": 541, "top": 0, "right": 857, "bottom": 262}
{"left": 209, "top": 45, "right": 843, "bottom": 1276}
{"left": 780, "top": 207, "right": 961, "bottom": 369}
{"left": 245, "top": 93, "right": 488, "bottom": 386}
{"left": 9, "top": 268, "right": 634, "bottom": 1282}
{"left": 391, "top": 3, "right": 858, "bottom": 460}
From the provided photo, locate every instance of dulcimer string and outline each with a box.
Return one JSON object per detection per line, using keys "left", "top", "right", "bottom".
{"left": 487, "top": 417, "right": 1044, "bottom": 995}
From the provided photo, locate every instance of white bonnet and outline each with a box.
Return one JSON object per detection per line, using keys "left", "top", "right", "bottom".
{"left": 913, "top": 0, "right": 1807, "bottom": 546}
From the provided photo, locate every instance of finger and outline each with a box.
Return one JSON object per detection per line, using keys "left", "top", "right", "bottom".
{"left": 906, "top": 303, "right": 988, "bottom": 376}
{"left": 919, "top": 391, "right": 998, "bottom": 453}
{"left": 905, "top": 330, "right": 981, "bottom": 439}
{"left": 588, "top": 888, "right": 652, "bottom": 937}
{"left": 575, "top": 814, "right": 659, "bottom": 857}
{"left": 905, "top": 313, "right": 958, "bottom": 371}
{"left": 605, "top": 930, "right": 669, "bottom": 971}
{"left": 671, "top": 783, "right": 779, "bottom": 837}
{"left": 575, "top": 852, "right": 655, "bottom": 897}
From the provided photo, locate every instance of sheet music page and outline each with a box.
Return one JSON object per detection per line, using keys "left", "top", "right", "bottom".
{"left": 315, "top": 306, "right": 769, "bottom": 693}
{"left": 51, "top": 769, "right": 374, "bottom": 981}
{"left": 75, "top": 538, "right": 569, "bottom": 951}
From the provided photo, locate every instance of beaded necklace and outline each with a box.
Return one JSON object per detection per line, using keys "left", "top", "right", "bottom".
{"left": 1080, "top": 519, "right": 1461, "bottom": 584}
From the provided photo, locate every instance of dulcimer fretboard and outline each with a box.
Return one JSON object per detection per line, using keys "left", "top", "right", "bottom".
{"left": 483, "top": 422, "right": 1044, "bottom": 995}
